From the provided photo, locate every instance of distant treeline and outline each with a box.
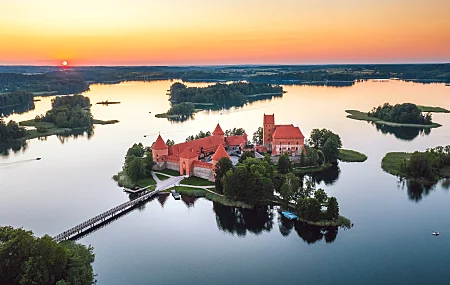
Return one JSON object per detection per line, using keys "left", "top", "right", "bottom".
{"left": 0, "top": 90, "right": 34, "bottom": 109}
{"left": 368, "top": 103, "right": 432, "bottom": 125}
{"left": 0, "top": 72, "right": 89, "bottom": 94}
{"left": 169, "top": 82, "right": 283, "bottom": 105}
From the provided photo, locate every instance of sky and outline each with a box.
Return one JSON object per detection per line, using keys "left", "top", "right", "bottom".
{"left": 1, "top": 0, "right": 449, "bottom": 66}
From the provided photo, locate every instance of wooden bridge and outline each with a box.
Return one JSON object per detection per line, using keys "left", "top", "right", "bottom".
{"left": 53, "top": 175, "right": 184, "bottom": 242}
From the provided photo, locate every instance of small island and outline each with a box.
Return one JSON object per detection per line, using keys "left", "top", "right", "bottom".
{"left": 156, "top": 82, "right": 284, "bottom": 120}
{"left": 382, "top": 145, "right": 450, "bottom": 184}
{"left": 346, "top": 102, "right": 449, "bottom": 128}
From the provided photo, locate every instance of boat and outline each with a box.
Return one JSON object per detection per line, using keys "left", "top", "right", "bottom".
{"left": 281, "top": 211, "right": 298, "bottom": 221}
{"left": 96, "top": 100, "right": 121, "bottom": 105}
{"left": 446, "top": 83, "right": 450, "bottom": 87}
{"left": 36, "top": 157, "right": 41, "bottom": 160}
{"left": 432, "top": 231, "right": 440, "bottom": 236}
{"left": 170, "top": 189, "right": 181, "bottom": 200}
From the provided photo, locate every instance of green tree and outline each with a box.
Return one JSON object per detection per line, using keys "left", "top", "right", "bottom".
{"left": 215, "top": 157, "right": 233, "bottom": 193}
{"left": 277, "top": 153, "right": 292, "bottom": 174}
{"left": 238, "top": 151, "right": 255, "bottom": 163}
{"left": 144, "top": 151, "right": 155, "bottom": 175}
{"left": 280, "top": 173, "right": 300, "bottom": 207}
{"left": 125, "top": 156, "right": 146, "bottom": 183}
{"left": 308, "top": 129, "right": 342, "bottom": 149}
{"left": 252, "top": 127, "right": 263, "bottom": 144}
{"left": 126, "top": 143, "right": 145, "bottom": 158}
{"left": 303, "top": 198, "right": 322, "bottom": 221}
{"left": 299, "top": 150, "right": 306, "bottom": 167}
{"left": 314, "top": 188, "right": 328, "bottom": 206}
{"left": 326, "top": 197, "right": 339, "bottom": 220}
{"left": 225, "top": 128, "right": 245, "bottom": 136}
{"left": 305, "top": 147, "right": 320, "bottom": 166}
{"left": 166, "top": 139, "right": 175, "bottom": 147}
{"left": 322, "top": 137, "right": 340, "bottom": 162}
{"left": 317, "top": 150, "right": 325, "bottom": 165}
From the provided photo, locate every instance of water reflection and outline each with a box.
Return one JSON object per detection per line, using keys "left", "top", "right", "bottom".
{"left": 56, "top": 127, "right": 95, "bottom": 144}
{"left": 278, "top": 218, "right": 339, "bottom": 244}
{"left": 398, "top": 178, "right": 439, "bottom": 202}
{"left": 0, "top": 140, "right": 29, "bottom": 157}
{"left": 375, "top": 124, "right": 431, "bottom": 141}
{"left": 0, "top": 102, "right": 35, "bottom": 117}
{"left": 309, "top": 164, "right": 341, "bottom": 186}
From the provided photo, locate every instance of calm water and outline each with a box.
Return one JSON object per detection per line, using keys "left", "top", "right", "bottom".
{"left": 1, "top": 80, "right": 450, "bottom": 284}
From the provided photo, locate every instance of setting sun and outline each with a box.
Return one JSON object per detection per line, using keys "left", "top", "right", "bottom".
{"left": 62, "top": 61, "right": 68, "bottom": 66}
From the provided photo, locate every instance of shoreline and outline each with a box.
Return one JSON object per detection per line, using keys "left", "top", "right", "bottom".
{"left": 346, "top": 110, "right": 442, "bottom": 128}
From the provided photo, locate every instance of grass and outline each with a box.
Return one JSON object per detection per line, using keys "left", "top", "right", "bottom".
{"left": 180, "top": 176, "right": 215, "bottom": 186}
{"left": 345, "top": 110, "right": 442, "bottom": 128}
{"left": 164, "top": 186, "right": 253, "bottom": 208}
{"left": 381, "top": 152, "right": 412, "bottom": 176}
{"left": 20, "top": 120, "right": 72, "bottom": 140}
{"left": 155, "top": 173, "right": 169, "bottom": 181}
{"left": 338, "top": 149, "right": 368, "bottom": 162}
{"left": 417, "top": 105, "right": 450, "bottom": 113}
{"left": 158, "top": 169, "right": 182, "bottom": 176}
{"left": 297, "top": 215, "right": 352, "bottom": 228}
{"left": 92, "top": 119, "right": 119, "bottom": 125}
{"left": 136, "top": 176, "right": 156, "bottom": 187}
{"left": 293, "top": 163, "right": 332, "bottom": 175}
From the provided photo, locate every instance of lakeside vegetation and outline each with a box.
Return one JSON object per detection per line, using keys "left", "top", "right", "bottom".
{"left": 346, "top": 110, "right": 442, "bottom": 128}
{"left": 0, "top": 226, "right": 94, "bottom": 285}
{"left": 0, "top": 90, "right": 34, "bottom": 109}
{"left": 382, "top": 146, "right": 450, "bottom": 183}
{"left": 338, "top": 149, "right": 368, "bottom": 162}
{"left": 0, "top": 119, "right": 26, "bottom": 144}
{"left": 168, "top": 82, "right": 283, "bottom": 105}
{"left": 113, "top": 143, "right": 156, "bottom": 189}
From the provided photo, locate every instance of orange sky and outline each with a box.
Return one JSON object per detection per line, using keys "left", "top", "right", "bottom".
{"left": 1, "top": 0, "right": 449, "bottom": 65}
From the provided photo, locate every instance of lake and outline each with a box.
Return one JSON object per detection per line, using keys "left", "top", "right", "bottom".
{"left": 1, "top": 80, "right": 450, "bottom": 284}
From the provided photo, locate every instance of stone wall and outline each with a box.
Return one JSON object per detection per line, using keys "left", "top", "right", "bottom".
{"left": 193, "top": 166, "right": 214, "bottom": 181}
{"left": 166, "top": 161, "right": 180, "bottom": 172}
{"left": 152, "top": 161, "right": 166, "bottom": 171}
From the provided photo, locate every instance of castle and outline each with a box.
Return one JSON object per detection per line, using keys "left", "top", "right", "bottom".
{"left": 263, "top": 114, "right": 305, "bottom": 156}
{"left": 151, "top": 114, "right": 305, "bottom": 181}
{"left": 152, "top": 124, "right": 247, "bottom": 181}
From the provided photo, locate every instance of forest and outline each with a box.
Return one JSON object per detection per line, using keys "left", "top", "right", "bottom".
{"left": 0, "top": 119, "right": 26, "bottom": 144}
{"left": 168, "top": 82, "right": 283, "bottom": 106}
{"left": 368, "top": 103, "right": 432, "bottom": 125}
{"left": 0, "top": 226, "right": 95, "bottom": 285}
{"left": 0, "top": 91, "right": 34, "bottom": 109}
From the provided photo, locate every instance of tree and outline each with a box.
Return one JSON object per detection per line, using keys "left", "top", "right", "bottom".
{"left": 305, "top": 147, "right": 320, "bottom": 166}
{"left": 125, "top": 156, "right": 146, "bottom": 183}
{"left": 308, "top": 128, "right": 342, "bottom": 149}
{"left": 215, "top": 157, "right": 233, "bottom": 193}
{"left": 144, "top": 151, "right": 155, "bottom": 175}
{"left": 299, "top": 150, "right": 306, "bottom": 167}
{"left": 280, "top": 173, "right": 300, "bottom": 207}
{"left": 126, "top": 143, "right": 145, "bottom": 158}
{"left": 314, "top": 188, "right": 328, "bottom": 205}
{"left": 225, "top": 128, "right": 245, "bottom": 136}
{"left": 303, "top": 198, "right": 322, "bottom": 221}
{"left": 252, "top": 127, "right": 263, "bottom": 144}
{"left": 322, "top": 137, "right": 340, "bottom": 163}
{"left": 277, "top": 153, "right": 292, "bottom": 174}
{"left": 166, "top": 139, "right": 175, "bottom": 147}
{"left": 407, "top": 151, "right": 440, "bottom": 180}
{"left": 326, "top": 197, "right": 339, "bottom": 220}
{"left": 238, "top": 151, "right": 255, "bottom": 163}
{"left": 317, "top": 150, "right": 325, "bottom": 166}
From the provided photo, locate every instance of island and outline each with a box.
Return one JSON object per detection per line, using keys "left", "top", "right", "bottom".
{"left": 346, "top": 102, "right": 449, "bottom": 128}
{"left": 0, "top": 95, "right": 118, "bottom": 143}
{"left": 381, "top": 145, "right": 450, "bottom": 184}
{"left": 0, "top": 226, "right": 95, "bottom": 285}
{"left": 114, "top": 114, "right": 360, "bottom": 228}
{"left": 155, "top": 82, "right": 284, "bottom": 120}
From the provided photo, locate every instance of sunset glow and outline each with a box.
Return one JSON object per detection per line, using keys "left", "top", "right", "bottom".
{"left": 1, "top": 0, "right": 449, "bottom": 65}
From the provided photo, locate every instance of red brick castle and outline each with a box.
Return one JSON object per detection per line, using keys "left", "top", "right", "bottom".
{"left": 263, "top": 114, "right": 305, "bottom": 156}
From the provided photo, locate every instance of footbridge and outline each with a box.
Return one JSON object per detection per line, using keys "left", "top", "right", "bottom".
{"left": 53, "top": 175, "right": 184, "bottom": 242}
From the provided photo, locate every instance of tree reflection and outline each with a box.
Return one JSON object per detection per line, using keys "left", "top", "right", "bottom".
{"left": 374, "top": 124, "right": 430, "bottom": 141}
{"left": 398, "top": 178, "right": 437, "bottom": 202}
{"left": 56, "top": 127, "right": 95, "bottom": 144}
{"left": 0, "top": 140, "right": 29, "bottom": 157}
{"left": 309, "top": 164, "right": 341, "bottom": 186}
{"left": 0, "top": 102, "right": 35, "bottom": 117}
{"left": 181, "top": 194, "right": 198, "bottom": 208}
{"left": 213, "top": 203, "right": 273, "bottom": 236}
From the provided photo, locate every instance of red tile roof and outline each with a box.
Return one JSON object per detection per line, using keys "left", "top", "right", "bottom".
{"left": 152, "top": 135, "right": 168, "bottom": 150}
{"left": 226, "top": 135, "right": 246, "bottom": 147}
{"left": 212, "top": 144, "right": 230, "bottom": 161}
{"left": 264, "top": 114, "right": 275, "bottom": 124}
{"left": 212, "top": 124, "right": 224, "bottom": 136}
{"left": 180, "top": 147, "right": 198, "bottom": 159}
{"left": 255, "top": 145, "right": 268, "bottom": 153}
{"left": 272, "top": 125, "right": 304, "bottom": 139}
{"left": 169, "top": 136, "right": 225, "bottom": 157}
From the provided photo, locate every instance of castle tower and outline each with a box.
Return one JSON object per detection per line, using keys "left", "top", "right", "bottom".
{"left": 212, "top": 123, "right": 225, "bottom": 141}
{"left": 211, "top": 144, "right": 230, "bottom": 171}
{"left": 152, "top": 134, "right": 168, "bottom": 163}
{"left": 179, "top": 147, "right": 198, "bottom": 176}
{"left": 263, "top": 114, "right": 275, "bottom": 150}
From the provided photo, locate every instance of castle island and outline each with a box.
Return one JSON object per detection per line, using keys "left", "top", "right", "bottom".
{"left": 151, "top": 114, "right": 305, "bottom": 181}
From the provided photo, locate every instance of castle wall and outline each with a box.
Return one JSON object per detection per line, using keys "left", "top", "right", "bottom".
{"left": 193, "top": 166, "right": 214, "bottom": 181}
{"left": 166, "top": 161, "right": 180, "bottom": 172}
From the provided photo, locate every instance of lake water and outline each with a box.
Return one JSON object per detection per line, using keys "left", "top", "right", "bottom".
{"left": 1, "top": 80, "right": 450, "bottom": 284}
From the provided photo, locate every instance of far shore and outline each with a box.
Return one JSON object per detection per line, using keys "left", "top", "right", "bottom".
{"left": 346, "top": 110, "right": 442, "bottom": 128}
